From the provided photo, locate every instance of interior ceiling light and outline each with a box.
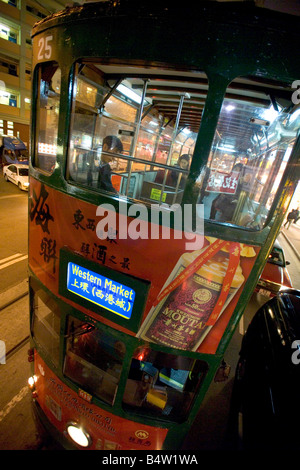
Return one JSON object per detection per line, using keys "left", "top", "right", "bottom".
{"left": 117, "top": 83, "right": 149, "bottom": 105}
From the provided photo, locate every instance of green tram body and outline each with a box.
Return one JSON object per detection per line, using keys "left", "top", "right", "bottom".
{"left": 28, "top": 1, "right": 300, "bottom": 450}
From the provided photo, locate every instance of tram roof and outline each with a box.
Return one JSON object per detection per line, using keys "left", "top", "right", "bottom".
{"left": 31, "top": 0, "right": 300, "bottom": 142}
{"left": 32, "top": 0, "right": 300, "bottom": 33}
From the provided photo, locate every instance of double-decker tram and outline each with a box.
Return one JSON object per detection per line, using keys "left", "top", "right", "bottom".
{"left": 27, "top": 1, "right": 300, "bottom": 450}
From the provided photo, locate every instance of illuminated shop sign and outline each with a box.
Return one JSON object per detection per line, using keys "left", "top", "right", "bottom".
{"left": 67, "top": 262, "right": 136, "bottom": 319}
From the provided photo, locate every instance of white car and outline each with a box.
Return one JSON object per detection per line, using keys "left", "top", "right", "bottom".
{"left": 3, "top": 164, "right": 29, "bottom": 191}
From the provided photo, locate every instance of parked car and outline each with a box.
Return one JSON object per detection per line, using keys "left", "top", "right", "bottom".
{"left": 229, "top": 289, "right": 300, "bottom": 450}
{"left": 255, "top": 240, "right": 292, "bottom": 298}
{"left": 3, "top": 164, "right": 29, "bottom": 191}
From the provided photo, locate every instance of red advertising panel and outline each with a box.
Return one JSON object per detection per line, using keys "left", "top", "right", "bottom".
{"left": 29, "top": 180, "right": 259, "bottom": 355}
{"left": 34, "top": 354, "right": 168, "bottom": 450}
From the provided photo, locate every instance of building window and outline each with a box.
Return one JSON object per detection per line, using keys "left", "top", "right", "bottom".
{"left": 0, "top": 22, "right": 19, "bottom": 44}
{"left": 1, "top": 0, "right": 18, "bottom": 6}
{"left": 0, "top": 90, "right": 19, "bottom": 107}
{"left": 26, "top": 5, "right": 47, "bottom": 19}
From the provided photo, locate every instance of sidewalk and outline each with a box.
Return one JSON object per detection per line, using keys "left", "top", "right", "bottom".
{"left": 280, "top": 221, "right": 300, "bottom": 261}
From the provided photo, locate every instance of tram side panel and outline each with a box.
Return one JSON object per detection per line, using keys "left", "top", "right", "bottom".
{"left": 28, "top": 2, "right": 300, "bottom": 451}
{"left": 29, "top": 179, "right": 260, "bottom": 354}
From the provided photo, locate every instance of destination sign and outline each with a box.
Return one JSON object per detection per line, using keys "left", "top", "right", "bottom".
{"left": 67, "top": 262, "right": 136, "bottom": 319}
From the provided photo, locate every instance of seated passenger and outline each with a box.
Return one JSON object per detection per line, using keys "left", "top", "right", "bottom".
{"left": 97, "top": 135, "right": 123, "bottom": 193}
{"left": 210, "top": 163, "right": 244, "bottom": 222}
{"left": 155, "top": 154, "right": 190, "bottom": 189}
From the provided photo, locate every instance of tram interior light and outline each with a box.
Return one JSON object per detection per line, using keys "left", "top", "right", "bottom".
{"left": 116, "top": 83, "right": 150, "bottom": 106}
{"left": 218, "top": 145, "right": 237, "bottom": 153}
{"left": 262, "top": 105, "right": 281, "bottom": 123}
{"left": 226, "top": 104, "right": 235, "bottom": 112}
{"left": 66, "top": 423, "right": 91, "bottom": 448}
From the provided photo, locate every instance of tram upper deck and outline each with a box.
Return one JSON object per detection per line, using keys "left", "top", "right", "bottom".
{"left": 31, "top": 2, "right": 300, "bottom": 244}
{"left": 32, "top": 60, "right": 300, "bottom": 235}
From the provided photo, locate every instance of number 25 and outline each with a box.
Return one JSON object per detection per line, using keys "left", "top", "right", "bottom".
{"left": 37, "top": 35, "right": 53, "bottom": 60}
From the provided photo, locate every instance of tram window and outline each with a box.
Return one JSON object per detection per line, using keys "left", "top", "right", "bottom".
{"left": 63, "top": 316, "right": 125, "bottom": 406}
{"left": 122, "top": 346, "right": 208, "bottom": 423}
{"left": 31, "top": 285, "right": 61, "bottom": 367}
{"left": 67, "top": 62, "right": 206, "bottom": 203}
{"left": 197, "top": 76, "right": 300, "bottom": 230}
{"left": 34, "top": 62, "right": 61, "bottom": 173}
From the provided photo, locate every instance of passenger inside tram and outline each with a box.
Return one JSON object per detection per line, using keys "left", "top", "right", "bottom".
{"left": 95, "top": 135, "right": 123, "bottom": 193}
{"left": 209, "top": 162, "right": 245, "bottom": 222}
{"left": 154, "top": 154, "right": 191, "bottom": 189}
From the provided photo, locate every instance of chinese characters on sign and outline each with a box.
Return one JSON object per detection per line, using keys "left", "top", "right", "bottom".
{"left": 80, "top": 243, "right": 130, "bottom": 270}
{"left": 73, "top": 209, "right": 131, "bottom": 270}
{"left": 40, "top": 237, "right": 57, "bottom": 273}
{"left": 30, "top": 184, "right": 57, "bottom": 274}
{"left": 30, "top": 184, "right": 54, "bottom": 233}
{"left": 30, "top": 183, "right": 130, "bottom": 274}
{"left": 206, "top": 171, "right": 240, "bottom": 194}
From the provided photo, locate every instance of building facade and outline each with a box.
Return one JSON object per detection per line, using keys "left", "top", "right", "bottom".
{"left": 0, "top": 0, "right": 68, "bottom": 147}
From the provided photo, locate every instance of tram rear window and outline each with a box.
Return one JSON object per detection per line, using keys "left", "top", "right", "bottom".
{"left": 31, "top": 283, "right": 61, "bottom": 367}
{"left": 67, "top": 62, "right": 207, "bottom": 204}
{"left": 34, "top": 61, "right": 61, "bottom": 173}
{"left": 63, "top": 316, "right": 125, "bottom": 406}
{"left": 122, "top": 346, "right": 208, "bottom": 423}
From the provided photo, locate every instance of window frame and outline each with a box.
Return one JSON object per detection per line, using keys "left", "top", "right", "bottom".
{"left": 66, "top": 60, "right": 203, "bottom": 206}
{"left": 33, "top": 61, "right": 61, "bottom": 174}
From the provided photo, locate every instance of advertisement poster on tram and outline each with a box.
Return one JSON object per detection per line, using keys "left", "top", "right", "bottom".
{"left": 29, "top": 180, "right": 259, "bottom": 356}
{"left": 137, "top": 236, "right": 258, "bottom": 352}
